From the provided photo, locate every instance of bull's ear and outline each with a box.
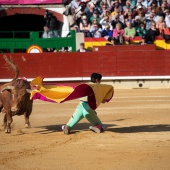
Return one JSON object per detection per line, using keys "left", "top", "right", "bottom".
{"left": 26, "top": 89, "right": 33, "bottom": 94}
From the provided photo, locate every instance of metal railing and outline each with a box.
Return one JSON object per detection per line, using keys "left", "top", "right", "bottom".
{"left": 0, "top": 30, "right": 76, "bottom": 53}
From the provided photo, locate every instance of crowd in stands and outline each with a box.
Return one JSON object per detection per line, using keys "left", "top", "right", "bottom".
{"left": 63, "top": 0, "right": 170, "bottom": 45}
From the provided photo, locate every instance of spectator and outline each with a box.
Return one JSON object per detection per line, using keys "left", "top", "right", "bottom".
{"left": 124, "top": 21, "right": 136, "bottom": 44}
{"left": 150, "top": 1, "right": 159, "bottom": 13}
{"left": 132, "top": 5, "right": 146, "bottom": 18}
{"left": 157, "top": 2, "right": 168, "bottom": 17}
{"left": 44, "top": 11, "right": 59, "bottom": 37}
{"left": 145, "top": 14, "right": 154, "bottom": 30}
{"left": 133, "top": 15, "right": 142, "bottom": 29}
{"left": 123, "top": 0, "right": 135, "bottom": 12}
{"left": 85, "top": 3, "right": 95, "bottom": 20}
{"left": 90, "top": 23, "right": 102, "bottom": 37}
{"left": 77, "top": 42, "right": 90, "bottom": 52}
{"left": 100, "top": 16, "right": 113, "bottom": 29}
{"left": 142, "top": 21, "right": 160, "bottom": 44}
{"left": 156, "top": 16, "right": 165, "bottom": 29}
{"left": 113, "top": 23, "right": 124, "bottom": 44}
{"left": 124, "top": 12, "right": 135, "bottom": 25}
{"left": 79, "top": 15, "right": 91, "bottom": 37}
{"left": 42, "top": 25, "right": 55, "bottom": 52}
{"left": 141, "top": 0, "right": 152, "bottom": 8}
{"left": 110, "top": 0, "right": 123, "bottom": 13}
{"left": 112, "top": 14, "right": 125, "bottom": 29}
{"left": 101, "top": 23, "right": 113, "bottom": 40}
{"left": 145, "top": 6, "right": 152, "bottom": 19}
{"left": 136, "top": 22, "right": 148, "bottom": 36}
{"left": 90, "top": 10, "right": 101, "bottom": 23}
{"left": 151, "top": 9, "right": 160, "bottom": 22}
{"left": 159, "top": 21, "right": 170, "bottom": 42}
{"left": 99, "top": 2, "right": 109, "bottom": 19}
{"left": 111, "top": 8, "right": 125, "bottom": 23}
{"left": 42, "top": 25, "right": 54, "bottom": 38}
{"left": 165, "top": 14, "right": 170, "bottom": 28}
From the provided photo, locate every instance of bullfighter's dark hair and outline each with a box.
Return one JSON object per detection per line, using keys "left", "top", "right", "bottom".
{"left": 90, "top": 73, "right": 102, "bottom": 83}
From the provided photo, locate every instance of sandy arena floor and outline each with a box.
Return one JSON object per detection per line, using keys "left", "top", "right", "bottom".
{"left": 0, "top": 89, "right": 170, "bottom": 170}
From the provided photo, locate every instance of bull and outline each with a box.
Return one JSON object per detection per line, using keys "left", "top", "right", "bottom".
{"left": 0, "top": 56, "right": 33, "bottom": 133}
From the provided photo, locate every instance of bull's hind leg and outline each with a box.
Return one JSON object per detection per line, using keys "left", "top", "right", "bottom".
{"left": 2, "top": 114, "right": 7, "bottom": 130}
{"left": 4, "top": 111, "right": 13, "bottom": 133}
{"left": 24, "top": 112, "right": 31, "bottom": 128}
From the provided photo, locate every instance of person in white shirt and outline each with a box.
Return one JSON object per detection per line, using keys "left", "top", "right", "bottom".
{"left": 100, "top": 16, "right": 113, "bottom": 30}
{"left": 165, "top": 14, "right": 170, "bottom": 28}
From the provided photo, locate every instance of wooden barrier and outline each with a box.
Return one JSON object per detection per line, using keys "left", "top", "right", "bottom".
{"left": 0, "top": 49, "right": 170, "bottom": 80}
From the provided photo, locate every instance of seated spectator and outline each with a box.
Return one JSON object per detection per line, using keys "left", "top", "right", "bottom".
{"left": 123, "top": 8, "right": 131, "bottom": 18}
{"left": 150, "top": 1, "right": 159, "bottom": 13}
{"left": 157, "top": 2, "right": 168, "bottom": 17}
{"left": 124, "top": 12, "right": 135, "bottom": 26}
{"left": 151, "top": 9, "right": 159, "bottom": 23}
{"left": 166, "top": 13, "right": 170, "bottom": 28}
{"left": 159, "top": 21, "right": 170, "bottom": 42}
{"left": 112, "top": 23, "right": 124, "bottom": 44}
{"left": 145, "top": 6, "right": 152, "bottom": 19}
{"left": 110, "top": 0, "right": 123, "bottom": 13}
{"left": 99, "top": 2, "right": 109, "bottom": 19}
{"left": 77, "top": 42, "right": 90, "bottom": 52}
{"left": 100, "top": 16, "right": 113, "bottom": 29}
{"left": 132, "top": 5, "right": 146, "bottom": 18}
{"left": 85, "top": 2, "right": 95, "bottom": 20}
{"left": 90, "top": 23, "right": 102, "bottom": 37}
{"left": 141, "top": 0, "right": 152, "bottom": 9}
{"left": 101, "top": 23, "right": 113, "bottom": 40}
{"left": 133, "top": 15, "right": 142, "bottom": 29}
{"left": 42, "top": 25, "right": 55, "bottom": 52}
{"left": 156, "top": 16, "right": 164, "bottom": 29}
{"left": 111, "top": 8, "right": 125, "bottom": 23}
{"left": 123, "top": 0, "right": 134, "bottom": 12}
{"left": 136, "top": 22, "right": 148, "bottom": 36}
{"left": 124, "top": 21, "right": 136, "bottom": 44}
{"left": 90, "top": 10, "right": 101, "bottom": 23}
{"left": 111, "top": 13, "right": 125, "bottom": 29}
{"left": 79, "top": 15, "right": 91, "bottom": 37}
{"left": 145, "top": 14, "right": 154, "bottom": 30}
{"left": 142, "top": 21, "right": 160, "bottom": 44}
{"left": 42, "top": 25, "right": 54, "bottom": 38}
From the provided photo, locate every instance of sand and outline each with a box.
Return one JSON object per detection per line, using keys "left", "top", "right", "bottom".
{"left": 0, "top": 89, "right": 170, "bottom": 170}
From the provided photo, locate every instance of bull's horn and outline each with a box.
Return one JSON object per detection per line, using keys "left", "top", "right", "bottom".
{"left": 0, "top": 86, "right": 14, "bottom": 93}
{"left": 26, "top": 89, "right": 33, "bottom": 94}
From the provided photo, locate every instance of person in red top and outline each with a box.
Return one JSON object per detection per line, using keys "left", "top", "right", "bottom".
{"left": 159, "top": 21, "right": 170, "bottom": 43}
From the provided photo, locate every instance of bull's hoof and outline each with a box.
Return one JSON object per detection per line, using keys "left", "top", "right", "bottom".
{"left": 25, "top": 123, "right": 31, "bottom": 128}
{"left": 5, "top": 128, "right": 11, "bottom": 133}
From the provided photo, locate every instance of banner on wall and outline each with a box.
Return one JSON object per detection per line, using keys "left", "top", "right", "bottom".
{"left": 0, "top": 0, "right": 64, "bottom": 4}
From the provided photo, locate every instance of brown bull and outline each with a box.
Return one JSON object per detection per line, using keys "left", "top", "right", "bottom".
{"left": 0, "top": 56, "right": 33, "bottom": 133}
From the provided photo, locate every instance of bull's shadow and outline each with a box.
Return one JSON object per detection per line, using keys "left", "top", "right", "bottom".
{"left": 107, "top": 124, "right": 170, "bottom": 133}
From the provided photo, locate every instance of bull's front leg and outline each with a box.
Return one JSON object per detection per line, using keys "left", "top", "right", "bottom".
{"left": 4, "top": 110, "right": 13, "bottom": 133}
{"left": 24, "top": 112, "right": 31, "bottom": 128}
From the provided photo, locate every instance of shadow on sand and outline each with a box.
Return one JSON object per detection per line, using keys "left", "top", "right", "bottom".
{"left": 34, "top": 121, "right": 170, "bottom": 134}
{"left": 107, "top": 124, "right": 170, "bottom": 133}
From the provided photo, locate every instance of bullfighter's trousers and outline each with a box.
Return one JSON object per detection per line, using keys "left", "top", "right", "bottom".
{"left": 66, "top": 101, "right": 103, "bottom": 129}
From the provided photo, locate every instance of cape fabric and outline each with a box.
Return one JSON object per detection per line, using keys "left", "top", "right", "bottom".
{"left": 30, "top": 77, "right": 114, "bottom": 110}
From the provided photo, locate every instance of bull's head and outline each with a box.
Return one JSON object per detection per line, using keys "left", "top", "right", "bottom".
{"left": 1, "top": 85, "right": 32, "bottom": 113}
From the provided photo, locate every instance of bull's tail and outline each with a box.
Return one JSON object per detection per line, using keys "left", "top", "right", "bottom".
{"left": 3, "top": 55, "right": 19, "bottom": 80}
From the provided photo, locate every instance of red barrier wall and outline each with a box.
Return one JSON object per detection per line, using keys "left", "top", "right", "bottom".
{"left": 0, "top": 48, "right": 170, "bottom": 79}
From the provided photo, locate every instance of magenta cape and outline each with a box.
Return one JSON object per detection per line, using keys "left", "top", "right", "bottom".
{"left": 31, "top": 84, "right": 98, "bottom": 110}
{"left": 30, "top": 77, "right": 114, "bottom": 110}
